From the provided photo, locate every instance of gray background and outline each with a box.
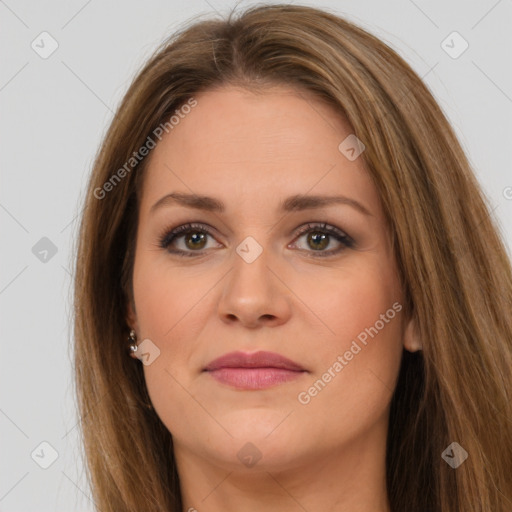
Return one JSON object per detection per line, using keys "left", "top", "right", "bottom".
{"left": 1, "top": 0, "right": 511, "bottom": 510}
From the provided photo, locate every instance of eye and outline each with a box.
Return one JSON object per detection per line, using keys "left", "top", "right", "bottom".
{"left": 157, "top": 222, "right": 354, "bottom": 258}
{"left": 289, "top": 222, "right": 354, "bottom": 257}
{"left": 157, "top": 223, "right": 220, "bottom": 257}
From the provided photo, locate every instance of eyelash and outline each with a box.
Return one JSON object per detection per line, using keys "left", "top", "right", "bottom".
{"left": 157, "top": 222, "right": 355, "bottom": 258}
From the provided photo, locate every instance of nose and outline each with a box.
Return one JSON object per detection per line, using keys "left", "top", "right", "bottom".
{"left": 217, "top": 243, "right": 292, "bottom": 329}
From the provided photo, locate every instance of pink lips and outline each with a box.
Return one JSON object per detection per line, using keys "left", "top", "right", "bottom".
{"left": 203, "top": 351, "right": 307, "bottom": 390}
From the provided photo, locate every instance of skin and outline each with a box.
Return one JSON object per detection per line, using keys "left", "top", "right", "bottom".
{"left": 127, "top": 84, "right": 420, "bottom": 512}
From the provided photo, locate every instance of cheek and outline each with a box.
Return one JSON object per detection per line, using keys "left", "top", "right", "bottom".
{"left": 132, "top": 251, "right": 233, "bottom": 411}
{"left": 132, "top": 251, "right": 211, "bottom": 341}
{"left": 292, "top": 261, "right": 403, "bottom": 430}
{"left": 133, "top": 257, "right": 213, "bottom": 426}
{"left": 295, "top": 258, "right": 401, "bottom": 351}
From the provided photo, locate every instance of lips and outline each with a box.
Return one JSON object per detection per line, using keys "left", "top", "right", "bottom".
{"left": 203, "top": 351, "right": 307, "bottom": 390}
{"left": 203, "top": 350, "right": 306, "bottom": 372}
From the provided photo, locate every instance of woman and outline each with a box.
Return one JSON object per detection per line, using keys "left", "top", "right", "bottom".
{"left": 73, "top": 4, "right": 512, "bottom": 511}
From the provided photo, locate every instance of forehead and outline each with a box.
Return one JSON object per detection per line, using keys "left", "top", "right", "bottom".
{"left": 139, "top": 85, "right": 380, "bottom": 216}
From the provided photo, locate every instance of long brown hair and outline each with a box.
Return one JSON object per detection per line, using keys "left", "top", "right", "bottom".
{"left": 72, "top": 4, "right": 512, "bottom": 511}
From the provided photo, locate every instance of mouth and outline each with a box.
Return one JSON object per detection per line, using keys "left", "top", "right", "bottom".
{"left": 203, "top": 350, "right": 308, "bottom": 390}
{"left": 205, "top": 367, "right": 306, "bottom": 390}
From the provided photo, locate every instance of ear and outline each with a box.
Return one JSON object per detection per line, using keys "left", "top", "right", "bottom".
{"left": 126, "top": 298, "right": 139, "bottom": 332}
{"left": 126, "top": 300, "right": 140, "bottom": 359}
{"left": 403, "top": 316, "right": 422, "bottom": 353}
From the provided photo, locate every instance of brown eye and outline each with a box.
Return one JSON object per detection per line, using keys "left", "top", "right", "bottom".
{"left": 306, "top": 232, "right": 330, "bottom": 251}
{"left": 183, "top": 232, "right": 207, "bottom": 250}
{"left": 159, "top": 221, "right": 354, "bottom": 258}
{"left": 290, "top": 222, "right": 354, "bottom": 257}
{"left": 159, "top": 223, "right": 219, "bottom": 257}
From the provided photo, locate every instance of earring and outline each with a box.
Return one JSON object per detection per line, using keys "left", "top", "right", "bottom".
{"left": 126, "top": 330, "right": 153, "bottom": 411}
{"left": 128, "top": 329, "right": 138, "bottom": 356}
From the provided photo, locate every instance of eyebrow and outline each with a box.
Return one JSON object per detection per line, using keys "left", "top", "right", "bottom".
{"left": 150, "top": 192, "right": 372, "bottom": 216}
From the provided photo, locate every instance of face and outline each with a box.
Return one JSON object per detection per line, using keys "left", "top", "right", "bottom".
{"left": 127, "top": 85, "right": 417, "bottom": 474}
